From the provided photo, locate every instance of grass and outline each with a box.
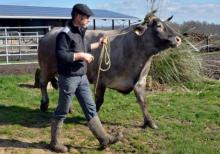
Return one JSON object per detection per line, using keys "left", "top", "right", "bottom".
{"left": 0, "top": 74, "right": 219, "bottom": 153}
{"left": 150, "top": 44, "right": 202, "bottom": 84}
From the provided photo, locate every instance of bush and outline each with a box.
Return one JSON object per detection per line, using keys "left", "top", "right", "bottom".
{"left": 149, "top": 45, "right": 202, "bottom": 84}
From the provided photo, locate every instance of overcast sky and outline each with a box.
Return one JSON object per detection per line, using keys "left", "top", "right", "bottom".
{"left": 0, "top": 0, "right": 219, "bottom": 24}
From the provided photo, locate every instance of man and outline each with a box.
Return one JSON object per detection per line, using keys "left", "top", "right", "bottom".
{"left": 50, "top": 3, "right": 122, "bottom": 153}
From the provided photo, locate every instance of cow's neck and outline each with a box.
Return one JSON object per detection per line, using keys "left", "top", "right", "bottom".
{"left": 125, "top": 34, "right": 154, "bottom": 65}
{"left": 121, "top": 34, "right": 156, "bottom": 83}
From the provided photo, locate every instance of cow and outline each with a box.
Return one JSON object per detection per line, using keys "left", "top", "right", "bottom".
{"left": 36, "top": 10, "right": 181, "bottom": 129}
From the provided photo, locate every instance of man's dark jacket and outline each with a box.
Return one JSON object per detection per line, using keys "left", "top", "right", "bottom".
{"left": 55, "top": 22, "right": 91, "bottom": 76}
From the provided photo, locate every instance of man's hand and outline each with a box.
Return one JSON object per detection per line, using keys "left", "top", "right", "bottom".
{"left": 99, "top": 36, "right": 108, "bottom": 45}
{"left": 90, "top": 36, "right": 108, "bottom": 50}
{"left": 82, "top": 53, "right": 94, "bottom": 63}
{"left": 74, "top": 52, "right": 94, "bottom": 63}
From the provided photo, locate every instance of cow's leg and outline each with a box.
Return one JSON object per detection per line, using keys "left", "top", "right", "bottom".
{"left": 133, "top": 57, "right": 157, "bottom": 129}
{"left": 39, "top": 72, "right": 73, "bottom": 113}
{"left": 134, "top": 81, "right": 157, "bottom": 129}
{"left": 95, "top": 85, "right": 106, "bottom": 112}
{"left": 39, "top": 70, "right": 50, "bottom": 112}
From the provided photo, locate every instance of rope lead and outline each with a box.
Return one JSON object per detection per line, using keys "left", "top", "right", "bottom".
{"left": 94, "top": 37, "right": 111, "bottom": 95}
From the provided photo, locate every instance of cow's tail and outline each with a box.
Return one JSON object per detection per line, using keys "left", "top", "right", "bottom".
{"left": 34, "top": 68, "right": 41, "bottom": 88}
{"left": 34, "top": 68, "right": 58, "bottom": 90}
{"left": 50, "top": 76, "right": 58, "bottom": 90}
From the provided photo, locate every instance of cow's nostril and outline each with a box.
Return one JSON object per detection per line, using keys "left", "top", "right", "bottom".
{"left": 176, "top": 36, "right": 181, "bottom": 43}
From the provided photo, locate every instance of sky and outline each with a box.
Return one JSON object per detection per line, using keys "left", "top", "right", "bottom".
{"left": 0, "top": 0, "right": 219, "bottom": 24}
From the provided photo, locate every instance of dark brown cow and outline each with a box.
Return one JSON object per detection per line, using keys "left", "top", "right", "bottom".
{"left": 36, "top": 11, "right": 181, "bottom": 129}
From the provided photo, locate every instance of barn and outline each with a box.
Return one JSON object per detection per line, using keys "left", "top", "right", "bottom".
{"left": 0, "top": 5, "right": 138, "bottom": 30}
{"left": 0, "top": 5, "right": 138, "bottom": 66}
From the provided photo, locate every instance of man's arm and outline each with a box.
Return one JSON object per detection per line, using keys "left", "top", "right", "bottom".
{"left": 56, "top": 32, "right": 75, "bottom": 63}
{"left": 74, "top": 52, "right": 94, "bottom": 63}
{"left": 90, "top": 36, "right": 108, "bottom": 50}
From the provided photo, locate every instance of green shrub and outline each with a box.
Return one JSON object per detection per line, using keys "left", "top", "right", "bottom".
{"left": 149, "top": 45, "right": 202, "bottom": 84}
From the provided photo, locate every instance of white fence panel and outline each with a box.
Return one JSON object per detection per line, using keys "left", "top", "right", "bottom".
{"left": 0, "top": 26, "right": 51, "bottom": 65}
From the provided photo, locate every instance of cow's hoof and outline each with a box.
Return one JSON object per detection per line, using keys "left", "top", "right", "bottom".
{"left": 149, "top": 123, "right": 158, "bottom": 129}
{"left": 143, "top": 121, "right": 158, "bottom": 129}
{"left": 40, "top": 102, "right": 49, "bottom": 112}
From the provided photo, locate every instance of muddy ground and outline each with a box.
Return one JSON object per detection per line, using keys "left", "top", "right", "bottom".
{"left": 200, "top": 52, "right": 220, "bottom": 80}
{"left": 0, "top": 63, "right": 38, "bottom": 75}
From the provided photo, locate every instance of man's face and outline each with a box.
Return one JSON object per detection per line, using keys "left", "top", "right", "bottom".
{"left": 77, "top": 14, "right": 90, "bottom": 28}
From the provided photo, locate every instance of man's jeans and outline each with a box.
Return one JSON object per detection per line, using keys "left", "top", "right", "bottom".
{"left": 54, "top": 75, "right": 97, "bottom": 121}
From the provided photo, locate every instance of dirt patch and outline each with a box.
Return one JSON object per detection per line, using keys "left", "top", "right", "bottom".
{"left": 0, "top": 63, "right": 38, "bottom": 75}
{"left": 200, "top": 52, "right": 220, "bottom": 79}
{"left": 0, "top": 137, "right": 52, "bottom": 154}
{"left": 18, "top": 81, "right": 54, "bottom": 90}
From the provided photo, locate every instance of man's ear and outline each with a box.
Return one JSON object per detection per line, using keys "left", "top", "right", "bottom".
{"left": 133, "top": 25, "right": 146, "bottom": 36}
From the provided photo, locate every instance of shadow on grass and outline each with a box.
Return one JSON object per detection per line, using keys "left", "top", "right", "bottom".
{"left": 0, "top": 104, "right": 141, "bottom": 129}
{"left": 0, "top": 138, "right": 48, "bottom": 150}
{"left": 18, "top": 83, "right": 37, "bottom": 89}
{"left": 102, "top": 120, "right": 143, "bottom": 129}
{"left": 0, "top": 138, "right": 101, "bottom": 152}
{"left": 0, "top": 105, "right": 86, "bottom": 128}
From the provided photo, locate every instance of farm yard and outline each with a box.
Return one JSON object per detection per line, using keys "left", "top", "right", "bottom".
{"left": 0, "top": 22, "right": 220, "bottom": 154}
{"left": 0, "top": 35, "right": 220, "bottom": 153}
{"left": 0, "top": 1, "right": 220, "bottom": 154}
{"left": 0, "top": 62, "right": 220, "bottom": 153}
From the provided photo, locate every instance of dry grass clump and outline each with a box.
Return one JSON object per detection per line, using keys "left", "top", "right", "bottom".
{"left": 149, "top": 45, "right": 202, "bottom": 84}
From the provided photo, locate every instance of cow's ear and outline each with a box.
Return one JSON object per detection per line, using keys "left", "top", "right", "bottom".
{"left": 134, "top": 25, "right": 146, "bottom": 36}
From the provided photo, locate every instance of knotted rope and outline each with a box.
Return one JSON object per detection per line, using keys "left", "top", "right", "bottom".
{"left": 93, "top": 30, "right": 130, "bottom": 95}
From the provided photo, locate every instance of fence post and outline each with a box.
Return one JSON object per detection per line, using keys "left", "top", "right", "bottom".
{"left": 206, "top": 36, "right": 209, "bottom": 52}
{"left": 48, "top": 26, "right": 51, "bottom": 31}
{"left": 4, "top": 28, "right": 9, "bottom": 64}
{"left": 36, "top": 32, "right": 39, "bottom": 51}
{"left": 18, "top": 32, "right": 21, "bottom": 60}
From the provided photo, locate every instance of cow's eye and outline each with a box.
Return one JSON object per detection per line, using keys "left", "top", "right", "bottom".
{"left": 156, "top": 23, "right": 163, "bottom": 31}
{"left": 156, "top": 23, "right": 162, "bottom": 28}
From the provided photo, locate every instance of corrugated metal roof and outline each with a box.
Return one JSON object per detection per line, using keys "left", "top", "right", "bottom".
{"left": 0, "top": 5, "right": 138, "bottom": 20}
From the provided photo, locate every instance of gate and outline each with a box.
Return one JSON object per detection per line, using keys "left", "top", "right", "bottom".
{"left": 0, "top": 26, "right": 51, "bottom": 65}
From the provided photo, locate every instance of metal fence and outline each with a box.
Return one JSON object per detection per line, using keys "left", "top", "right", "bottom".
{"left": 0, "top": 26, "right": 51, "bottom": 65}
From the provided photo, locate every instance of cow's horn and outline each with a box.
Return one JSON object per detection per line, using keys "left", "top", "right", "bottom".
{"left": 164, "top": 15, "right": 173, "bottom": 22}
{"left": 142, "top": 9, "right": 157, "bottom": 25}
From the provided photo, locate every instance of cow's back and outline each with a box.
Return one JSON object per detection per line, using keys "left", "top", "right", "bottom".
{"left": 38, "top": 27, "right": 62, "bottom": 76}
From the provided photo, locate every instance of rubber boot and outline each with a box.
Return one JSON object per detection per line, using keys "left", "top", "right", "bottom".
{"left": 88, "top": 115, "right": 123, "bottom": 149}
{"left": 49, "top": 119, "right": 68, "bottom": 153}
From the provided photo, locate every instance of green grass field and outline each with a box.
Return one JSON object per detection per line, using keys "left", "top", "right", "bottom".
{"left": 0, "top": 75, "right": 219, "bottom": 154}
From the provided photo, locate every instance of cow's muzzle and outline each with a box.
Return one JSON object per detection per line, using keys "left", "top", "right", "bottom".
{"left": 175, "top": 36, "right": 182, "bottom": 47}
{"left": 170, "top": 36, "right": 182, "bottom": 48}
{"left": 169, "top": 36, "right": 182, "bottom": 48}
